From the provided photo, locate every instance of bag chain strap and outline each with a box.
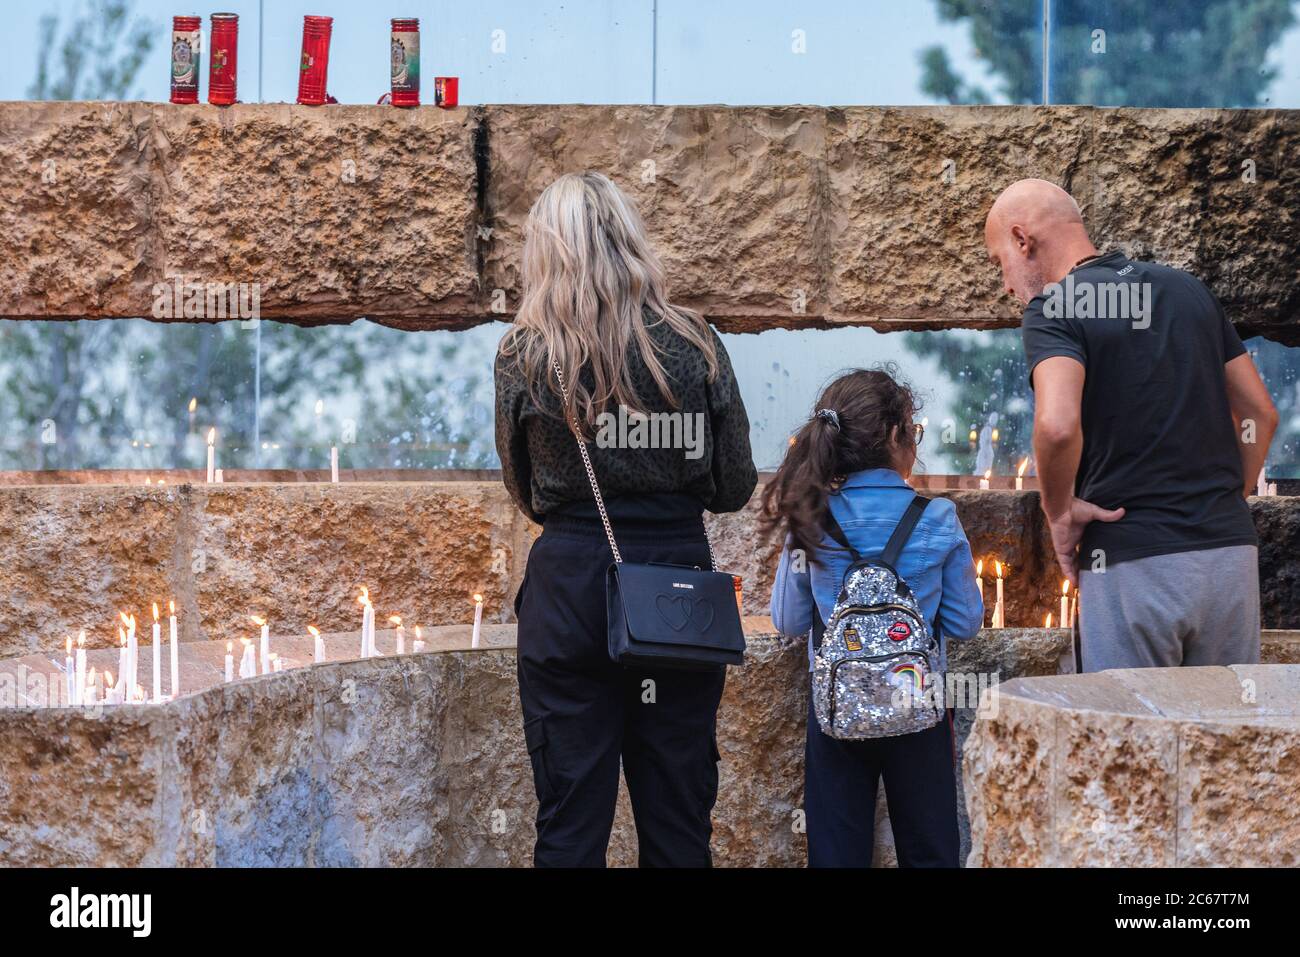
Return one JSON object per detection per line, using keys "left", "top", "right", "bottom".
{"left": 552, "top": 363, "right": 717, "bottom": 572}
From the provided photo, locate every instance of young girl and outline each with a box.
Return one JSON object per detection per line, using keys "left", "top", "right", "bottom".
{"left": 764, "top": 368, "right": 983, "bottom": 868}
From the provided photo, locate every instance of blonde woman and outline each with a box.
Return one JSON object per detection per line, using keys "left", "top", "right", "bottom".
{"left": 495, "top": 172, "right": 757, "bottom": 867}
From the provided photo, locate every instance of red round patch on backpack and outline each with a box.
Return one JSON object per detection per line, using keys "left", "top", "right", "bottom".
{"left": 887, "top": 621, "right": 912, "bottom": 641}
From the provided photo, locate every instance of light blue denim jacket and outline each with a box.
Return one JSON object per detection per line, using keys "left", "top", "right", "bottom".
{"left": 769, "top": 468, "right": 985, "bottom": 671}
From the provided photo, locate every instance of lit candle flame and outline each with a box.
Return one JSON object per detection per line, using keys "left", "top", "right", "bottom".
{"left": 227, "top": 641, "right": 233, "bottom": 653}
{"left": 388, "top": 615, "right": 402, "bottom": 626}
{"left": 250, "top": 615, "right": 267, "bottom": 627}
{"left": 118, "top": 628, "right": 126, "bottom": 647}
{"left": 66, "top": 636, "right": 72, "bottom": 654}
{"left": 77, "top": 630, "right": 85, "bottom": 648}
{"left": 207, "top": 427, "right": 216, "bottom": 446}
{"left": 307, "top": 625, "right": 320, "bottom": 638}
{"left": 188, "top": 397, "right": 197, "bottom": 414}
{"left": 968, "top": 429, "right": 978, "bottom": 443}
{"left": 473, "top": 593, "right": 484, "bottom": 604}
{"left": 357, "top": 586, "right": 372, "bottom": 608}
{"left": 105, "top": 669, "right": 114, "bottom": 688}
{"left": 152, "top": 602, "right": 160, "bottom": 622}
{"left": 976, "top": 559, "right": 984, "bottom": 576}
{"left": 1061, "top": 579, "right": 1069, "bottom": 596}
{"left": 240, "top": 637, "right": 251, "bottom": 647}
{"left": 1045, "top": 612, "right": 1053, "bottom": 628}
{"left": 1018, "top": 457, "right": 1029, "bottom": 478}
{"left": 169, "top": 600, "right": 175, "bottom": 616}
{"left": 984, "top": 469, "right": 991, "bottom": 481}
{"left": 314, "top": 399, "right": 324, "bottom": 416}
{"left": 119, "top": 611, "right": 132, "bottom": 628}
{"left": 991, "top": 428, "right": 1000, "bottom": 443}
{"left": 414, "top": 626, "right": 422, "bottom": 639}
{"left": 994, "top": 561, "right": 1003, "bottom": 579}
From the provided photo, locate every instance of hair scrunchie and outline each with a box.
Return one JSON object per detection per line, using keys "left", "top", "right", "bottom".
{"left": 815, "top": 408, "right": 841, "bottom": 431}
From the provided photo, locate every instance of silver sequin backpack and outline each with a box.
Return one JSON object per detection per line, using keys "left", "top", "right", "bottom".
{"left": 811, "top": 494, "right": 943, "bottom": 739}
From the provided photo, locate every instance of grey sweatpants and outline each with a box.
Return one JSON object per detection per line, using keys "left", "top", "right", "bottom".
{"left": 1077, "top": 545, "right": 1260, "bottom": 672}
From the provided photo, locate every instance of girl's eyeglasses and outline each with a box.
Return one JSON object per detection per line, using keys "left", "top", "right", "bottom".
{"left": 911, "top": 422, "right": 925, "bottom": 445}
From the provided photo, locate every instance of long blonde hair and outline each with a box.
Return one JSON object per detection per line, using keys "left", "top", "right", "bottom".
{"left": 498, "top": 171, "right": 719, "bottom": 434}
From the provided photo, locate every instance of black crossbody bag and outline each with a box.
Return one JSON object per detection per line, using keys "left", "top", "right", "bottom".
{"left": 554, "top": 365, "right": 746, "bottom": 669}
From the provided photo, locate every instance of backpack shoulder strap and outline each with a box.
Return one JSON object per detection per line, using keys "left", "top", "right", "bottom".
{"left": 879, "top": 494, "right": 930, "bottom": 568}
{"left": 821, "top": 505, "right": 861, "bottom": 562}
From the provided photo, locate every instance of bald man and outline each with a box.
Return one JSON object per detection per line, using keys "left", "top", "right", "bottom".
{"left": 985, "top": 179, "right": 1277, "bottom": 671}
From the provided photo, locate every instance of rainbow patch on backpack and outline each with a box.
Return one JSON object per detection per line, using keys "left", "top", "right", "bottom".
{"left": 843, "top": 625, "right": 862, "bottom": 652}
{"left": 890, "top": 663, "right": 925, "bottom": 693}
{"left": 887, "top": 620, "right": 912, "bottom": 641}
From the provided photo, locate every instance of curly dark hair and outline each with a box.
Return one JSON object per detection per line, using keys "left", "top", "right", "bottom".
{"left": 760, "top": 367, "right": 919, "bottom": 561}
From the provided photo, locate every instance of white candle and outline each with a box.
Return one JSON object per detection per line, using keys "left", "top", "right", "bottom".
{"left": 207, "top": 428, "right": 216, "bottom": 483}
{"left": 979, "top": 469, "right": 991, "bottom": 491}
{"left": 121, "top": 612, "right": 138, "bottom": 696}
{"left": 1059, "top": 582, "right": 1069, "bottom": 630}
{"left": 84, "top": 667, "right": 98, "bottom": 706}
{"left": 225, "top": 642, "right": 234, "bottom": 683}
{"left": 215, "top": 468, "right": 224, "bottom": 483}
{"left": 390, "top": 616, "right": 405, "bottom": 654}
{"left": 1068, "top": 593, "right": 1077, "bottom": 629}
{"left": 975, "top": 560, "right": 985, "bottom": 612}
{"left": 1268, "top": 482, "right": 1278, "bottom": 497}
{"left": 330, "top": 446, "right": 339, "bottom": 483}
{"left": 1015, "top": 457, "right": 1028, "bottom": 491}
{"left": 1256, "top": 466, "right": 1267, "bottom": 497}
{"left": 75, "top": 630, "right": 86, "bottom": 704}
{"left": 994, "top": 562, "right": 1005, "bottom": 628}
{"left": 270, "top": 653, "right": 282, "bottom": 673}
{"left": 472, "top": 593, "right": 484, "bottom": 649}
{"left": 168, "top": 601, "right": 179, "bottom": 698}
{"left": 151, "top": 604, "right": 162, "bottom": 702}
{"left": 104, "top": 670, "right": 118, "bottom": 705}
{"left": 65, "top": 637, "right": 75, "bottom": 706}
{"left": 116, "top": 627, "right": 128, "bottom": 692}
{"left": 309, "top": 625, "right": 324, "bottom": 663}
{"left": 239, "top": 638, "right": 256, "bottom": 678}
{"left": 412, "top": 625, "right": 424, "bottom": 654}
{"left": 252, "top": 615, "right": 269, "bottom": 674}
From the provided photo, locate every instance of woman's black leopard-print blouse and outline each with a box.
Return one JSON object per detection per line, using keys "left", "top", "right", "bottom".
{"left": 494, "top": 311, "right": 758, "bottom": 523}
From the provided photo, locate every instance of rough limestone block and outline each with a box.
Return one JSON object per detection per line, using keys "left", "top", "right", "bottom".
{"left": 965, "top": 665, "right": 1300, "bottom": 867}
{"left": 3, "top": 103, "right": 1295, "bottom": 341}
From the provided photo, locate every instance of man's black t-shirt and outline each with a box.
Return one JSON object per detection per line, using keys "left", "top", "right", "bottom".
{"left": 1021, "top": 250, "right": 1257, "bottom": 568}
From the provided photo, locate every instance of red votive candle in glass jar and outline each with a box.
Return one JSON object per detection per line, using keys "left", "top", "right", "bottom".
{"left": 434, "top": 76, "right": 459, "bottom": 108}
{"left": 390, "top": 18, "right": 420, "bottom": 107}
{"left": 170, "top": 16, "right": 202, "bottom": 104}
{"left": 297, "top": 15, "right": 334, "bottom": 106}
{"left": 208, "top": 13, "right": 238, "bottom": 105}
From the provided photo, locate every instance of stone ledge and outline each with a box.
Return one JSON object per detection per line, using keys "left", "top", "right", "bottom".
{"left": 3, "top": 623, "right": 1296, "bottom": 867}
{"left": 2, "top": 103, "right": 1296, "bottom": 342}
{"left": 963, "top": 665, "right": 1300, "bottom": 866}
{"left": 4, "top": 480, "right": 1297, "bottom": 659}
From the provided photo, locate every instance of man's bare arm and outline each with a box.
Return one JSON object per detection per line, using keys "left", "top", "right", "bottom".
{"left": 1224, "top": 352, "right": 1278, "bottom": 498}
{"left": 1031, "top": 355, "right": 1125, "bottom": 583}
{"left": 1031, "top": 356, "right": 1086, "bottom": 520}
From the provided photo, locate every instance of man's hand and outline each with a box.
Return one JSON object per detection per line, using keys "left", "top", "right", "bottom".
{"left": 1047, "top": 498, "right": 1126, "bottom": 586}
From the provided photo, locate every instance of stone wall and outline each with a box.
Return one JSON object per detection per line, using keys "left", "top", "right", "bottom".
{"left": 2, "top": 103, "right": 1297, "bottom": 342}
{"left": 3, "top": 479, "right": 1297, "bottom": 659}
{"left": 964, "top": 665, "right": 1300, "bottom": 866}
{"left": 3, "top": 618, "right": 1297, "bottom": 867}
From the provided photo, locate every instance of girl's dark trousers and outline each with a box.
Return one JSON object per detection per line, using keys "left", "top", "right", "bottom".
{"left": 515, "top": 513, "right": 726, "bottom": 868}
{"left": 804, "top": 694, "right": 960, "bottom": 867}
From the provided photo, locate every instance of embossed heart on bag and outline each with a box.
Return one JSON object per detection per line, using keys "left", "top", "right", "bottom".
{"left": 656, "top": 594, "right": 692, "bottom": 631}
{"left": 655, "top": 593, "right": 715, "bottom": 633}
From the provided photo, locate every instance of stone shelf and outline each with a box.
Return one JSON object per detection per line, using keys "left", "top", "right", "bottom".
{"left": 965, "top": 665, "right": 1300, "bottom": 866}
{"left": 1, "top": 621, "right": 1296, "bottom": 867}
